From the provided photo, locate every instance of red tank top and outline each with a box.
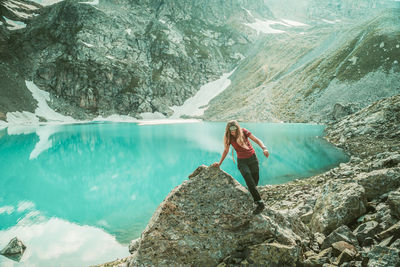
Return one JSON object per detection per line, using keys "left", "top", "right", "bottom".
{"left": 230, "top": 128, "right": 255, "bottom": 159}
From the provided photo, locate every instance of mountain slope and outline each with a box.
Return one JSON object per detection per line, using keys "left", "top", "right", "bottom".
{"left": 204, "top": 8, "right": 400, "bottom": 122}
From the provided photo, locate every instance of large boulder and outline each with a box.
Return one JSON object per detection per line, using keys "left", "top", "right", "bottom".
{"left": 356, "top": 168, "right": 400, "bottom": 201}
{"left": 0, "top": 237, "right": 26, "bottom": 262}
{"left": 366, "top": 245, "right": 400, "bottom": 267}
{"left": 387, "top": 188, "right": 400, "bottom": 219}
{"left": 246, "top": 242, "right": 301, "bottom": 266}
{"left": 128, "top": 165, "right": 309, "bottom": 266}
{"left": 321, "top": 225, "right": 359, "bottom": 250}
{"left": 310, "top": 182, "right": 367, "bottom": 235}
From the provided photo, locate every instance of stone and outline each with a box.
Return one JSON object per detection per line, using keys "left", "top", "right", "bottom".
{"left": 314, "top": 232, "right": 326, "bottom": 247}
{"left": 387, "top": 188, "right": 400, "bottom": 219}
{"left": 390, "top": 238, "right": 400, "bottom": 250}
{"left": 366, "top": 245, "right": 400, "bottom": 267}
{"left": 331, "top": 241, "right": 357, "bottom": 257}
{"left": 321, "top": 225, "right": 359, "bottom": 250}
{"left": 128, "top": 238, "right": 140, "bottom": 254}
{"left": 0, "top": 237, "right": 26, "bottom": 262}
{"left": 127, "top": 166, "right": 309, "bottom": 266}
{"left": 353, "top": 221, "right": 381, "bottom": 246}
{"left": 310, "top": 182, "right": 366, "bottom": 235}
{"left": 335, "top": 248, "right": 357, "bottom": 265}
{"left": 246, "top": 242, "right": 300, "bottom": 266}
{"left": 356, "top": 168, "right": 400, "bottom": 201}
{"left": 375, "top": 220, "right": 400, "bottom": 241}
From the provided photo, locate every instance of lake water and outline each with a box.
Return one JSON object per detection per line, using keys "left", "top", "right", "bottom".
{"left": 0, "top": 122, "right": 348, "bottom": 266}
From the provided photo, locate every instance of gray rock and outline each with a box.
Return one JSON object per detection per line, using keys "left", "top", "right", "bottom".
{"left": 128, "top": 238, "right": 140, "bottom": 254}
{"left": 310, "top": 182, "right": 367, "bottom": 235}
{"left": 353, "top": 221, "right": 381, "bottom": 246}
{"left": 356, "top": 168, "right": 400, "bottom": 201}
{"left": 321, "top": 225, "right": 359, "bottom": 250}
{"left": 375, "top": 220, "right": 400, "bottom": 241}
{"left": 127, "top": 165, "right": 309, "bottom": 266}
{"left": 0, "top": 237, "right": 26, "bottom": 262}
{"left": 366, "top": 245, "right": 400, "bottom": 267}
{"left": 335, "top": 248, "right": 358, "bottom": 266}
{"left": 331, "top": 241, "right": 357, "bottom": 257}
{"left": 246, "top": 242, "right": 300, "bottom": 266}
{"left": 387, "top": 188, "right": 400, "bottom": 219}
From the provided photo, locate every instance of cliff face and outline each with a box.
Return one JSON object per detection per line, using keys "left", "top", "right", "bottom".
{"left": 2, "top": 0, "right": 270, "bottom": 119}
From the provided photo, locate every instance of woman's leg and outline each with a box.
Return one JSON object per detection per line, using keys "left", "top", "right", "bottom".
{"left": 249, "top": 156, "right": 260, "bottom": 186}
{"left": 238, "top": 160, "right": 261, "bottom": 202}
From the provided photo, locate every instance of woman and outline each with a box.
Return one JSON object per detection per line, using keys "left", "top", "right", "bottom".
{"left": 212, "top": 120, "right": 269, "bottom": 215}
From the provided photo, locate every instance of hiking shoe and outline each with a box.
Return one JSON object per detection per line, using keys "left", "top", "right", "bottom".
{"left": 253, "top": 201, "right": 265, "bottom": 215}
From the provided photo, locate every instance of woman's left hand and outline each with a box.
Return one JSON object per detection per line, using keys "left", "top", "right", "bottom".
{"left": 263, "top": 150, "right": 269, "bottom": 158}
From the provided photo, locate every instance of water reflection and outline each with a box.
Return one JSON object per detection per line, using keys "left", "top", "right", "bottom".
{"left": 0, "top": 211, "right": 127, "bottom": 267}
{"left": 0, "top": 122, "right": 348, "bottom": 266}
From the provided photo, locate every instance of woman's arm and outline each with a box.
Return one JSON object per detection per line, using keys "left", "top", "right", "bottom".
{"left": 211, "top": 143, "right": 230, "bottom": 168}
{"left": 249, "top": 134, "right": 270, "bottom": 158}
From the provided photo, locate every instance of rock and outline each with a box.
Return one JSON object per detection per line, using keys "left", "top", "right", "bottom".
{"left": 321, "top": 225, "right": 359, "bottom": 250}
{"left": 246, "top": 242, "right": 300, "bottom": 266}
{"left": 0, "top": 237, "right": 26, "bottom": 262}
{"left": 329, "top": 103, "right": 355, "bottom": 121}
{"left": 363, "top": 237, "right": 376, "bottom": 247}
{"left": 310, "top": 182, "right": 367, "bottom": 235}
{"left": 335, "top": 248, "right": 358, "bottom": 265}
{"left": 366, "top": 245, "right": 400, "bottom": 267}
{"left": 128, "top": 238, "right": 140, "bottom": 254}
{"left": 127, "top": 166, "right": 309, "bottom": 266}
{"left": 301, "top": 248, "right": 331, "bottom": 266}
{"left": 331, "top": 241, "right": 357, "bottom": 257}
{"left": 356, "top": 168, "right": 400, "bottom": 201}
{"left": 314, "top": 232, "right": 326, "bottom": 247}
{"left": 387, "top": 188, "right": 400, "bottom": 219}
{"left": 353, "top": 221, "right": 381, "bottom": 246}
{"left": 375, "top": 220, "right": 400, "bottom": 241}
{"left": 390, "top": 239, "right": 400, "bottom": 250}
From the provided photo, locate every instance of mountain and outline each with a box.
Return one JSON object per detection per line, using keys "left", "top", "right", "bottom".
{"left": 203, "top": 7, "right": 400, "bottom": 122}
{"left": 1, "top": 0, "right": 271, "bottom": 120}
{"left": 0, "top": 0, "right": 398, "bottom": 122}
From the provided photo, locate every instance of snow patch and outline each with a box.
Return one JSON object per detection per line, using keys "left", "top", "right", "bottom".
{"left": 25, "top": 81, "right": 76, "bottom": 123}
{"left": 93, "top": 114, "right": 138, "bottom": 123}
{"left": 322, "top": 19, "right": 341, "bottom": 24}
{"left": 170, "top": 69, "right": 235, "bottom": 118}
{"left": 244, "top": 19, "right": 286, "bottom": 34}
{"left": 3, "top": 17, "right": 26, "bottom": 30}
{"left": 82, "top": 41, "right": 94, "bottom": 48}
{"left": 139, "top": 112, "right": 166, "bottom": 120}
{"left": 79, "top": 0, "right": 99, "bottom": 5}
{"left": 6, "top": 111, "right": 39, "bottom": 124}
{"left": 280, "top": 19, "right": 308, "bottom": 27}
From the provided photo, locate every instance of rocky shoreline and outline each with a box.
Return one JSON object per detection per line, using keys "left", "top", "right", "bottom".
{"left": 94, "top": 94, "right": 400, "bottom": 266}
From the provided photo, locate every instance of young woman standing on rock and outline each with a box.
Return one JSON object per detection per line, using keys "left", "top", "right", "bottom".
{"left": 212, "top": 120, "right": 269, "bottom": 214}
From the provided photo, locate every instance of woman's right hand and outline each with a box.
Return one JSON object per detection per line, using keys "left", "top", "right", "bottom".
{"left": 211, "top": 162, "right": 220, "bottom": 168}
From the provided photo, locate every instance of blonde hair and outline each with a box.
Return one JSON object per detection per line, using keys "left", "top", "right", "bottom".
{"left": 224, "top": 120, "right": 246, "bottom": 147}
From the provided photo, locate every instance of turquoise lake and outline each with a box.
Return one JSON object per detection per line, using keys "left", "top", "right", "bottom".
{"left": 0, "top": 122, "right": 348, "bottom": 266}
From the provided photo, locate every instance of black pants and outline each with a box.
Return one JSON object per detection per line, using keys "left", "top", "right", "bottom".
{"left": 237, "top": 154, "right": 261, "bottom": 202}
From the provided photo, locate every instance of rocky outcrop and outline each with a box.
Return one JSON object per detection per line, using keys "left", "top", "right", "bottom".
{"left": 128, "top": 165, "right": 309, "bottom": 266}
{"left": 0, "top": 237, "right": 26, "bottom": 262}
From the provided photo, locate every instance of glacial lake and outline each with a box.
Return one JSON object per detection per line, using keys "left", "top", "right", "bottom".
{"left": 0, "top": 122, "right": 348, "bottom": 266}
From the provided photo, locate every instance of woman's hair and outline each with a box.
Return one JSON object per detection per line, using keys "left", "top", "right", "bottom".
{"left": 224, "top": 120, "right": 246, "bottom": 147}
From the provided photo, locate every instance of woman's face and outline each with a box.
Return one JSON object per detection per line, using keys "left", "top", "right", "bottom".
{"left": 229, "top": 125, "right": 238, "bottom": 137}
